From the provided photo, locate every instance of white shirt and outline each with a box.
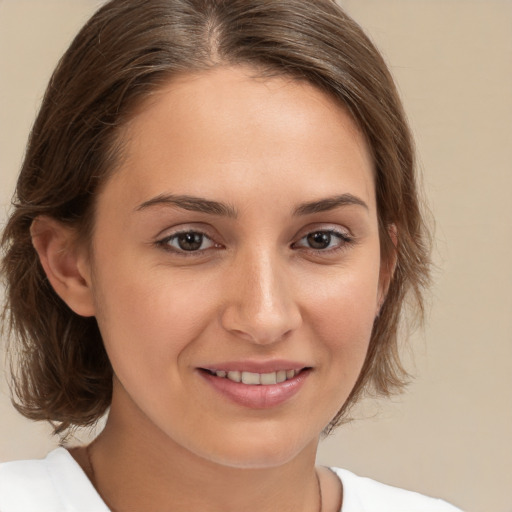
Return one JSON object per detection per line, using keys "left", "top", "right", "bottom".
{"left": 0, "top": 448, "right": 462, "bottom": 511}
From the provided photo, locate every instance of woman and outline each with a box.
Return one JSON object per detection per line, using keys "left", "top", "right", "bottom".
{"left": 0, "top": 0, "right": 462, "bottom": 510}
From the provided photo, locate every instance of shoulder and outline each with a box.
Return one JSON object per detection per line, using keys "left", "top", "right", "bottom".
{"left": 329, "top": 467, "right": 463, "bottom": 512}
{"left": 0, "top": 448, "right": 108, "bottom": 512}
{"left": 0, "top": 451, "right": 61, "bottom": 511}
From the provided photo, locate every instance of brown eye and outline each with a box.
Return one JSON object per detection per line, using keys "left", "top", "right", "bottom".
{"left": 293, "top": 229, "right": 353, "bottom": 253}
{"left": 177, "top": 232, "right": 204, "bottom": 251}
{"left": 161, "top": 231, "right": 216, "bottom": 253}
{"left": 307, "top": 231, "right": 332, "bottom": 249}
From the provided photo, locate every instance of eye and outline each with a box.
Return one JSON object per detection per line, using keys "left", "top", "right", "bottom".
{"left": 293, "top": 229, "right": 352, "bottom": 252}
{"left": 158, "top": 231, "right": 217, "bottom": 253}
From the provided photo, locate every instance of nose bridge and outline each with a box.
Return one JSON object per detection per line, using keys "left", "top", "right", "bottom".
{"left": 221, "top": 244, "right": 301, "bottom": 344}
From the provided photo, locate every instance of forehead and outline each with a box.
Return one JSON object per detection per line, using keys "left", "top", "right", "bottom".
{"left": 103, "top": 65, "right": 375, "bottom": 214}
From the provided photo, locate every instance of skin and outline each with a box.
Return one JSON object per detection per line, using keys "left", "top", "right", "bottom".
{"left": 33, "top": 65, "right": 392, "bottom": 512}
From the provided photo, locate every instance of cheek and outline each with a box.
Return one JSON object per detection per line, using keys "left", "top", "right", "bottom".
{"left": 269, "top": 257, "right": 379, "bottom": 430}
{"left": 306, "top": 256, "right": 380, "bottom": 335}
{"left": 303, "top": 257, "right": 381, "bottom": 375}
{"left": 90, "top": 250, "right": 219, "bottom": 384}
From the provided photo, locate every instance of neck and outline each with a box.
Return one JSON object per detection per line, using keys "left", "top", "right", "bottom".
{"left": 85, "top": 396, "right": 322, "bottom": 512}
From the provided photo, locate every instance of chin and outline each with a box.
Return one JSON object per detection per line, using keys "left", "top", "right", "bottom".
{"left": 186, "top": 424, "right": 319, "bottom": 470}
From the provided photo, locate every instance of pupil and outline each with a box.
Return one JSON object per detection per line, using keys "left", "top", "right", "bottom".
{"left": 308, "top": 232, "right": 331, "bottom": 249}
{"left": 178, "top": 232, "right": 203, "bottom": 251}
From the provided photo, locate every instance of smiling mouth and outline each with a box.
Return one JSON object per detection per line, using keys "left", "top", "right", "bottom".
{"left": 201, "top": 368, "right": 309, "bottom": 385}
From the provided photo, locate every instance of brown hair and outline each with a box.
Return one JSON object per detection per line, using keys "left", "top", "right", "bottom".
{"left": 1, "top": 0, "right": 430, "bottom": 435}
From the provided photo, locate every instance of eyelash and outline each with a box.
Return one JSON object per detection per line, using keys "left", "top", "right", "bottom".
{"left": 156, "top": 228, "right": 354, "bottom": 257}
{"left": 156, "top": 230, "right": 220, "bottom": 257}
{"left": 292, "top": 229, "right": 354, "bottom": 254}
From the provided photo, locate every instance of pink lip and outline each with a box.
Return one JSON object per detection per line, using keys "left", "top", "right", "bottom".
{"left": 198, "top": 367, "right": 311, "bottom": 409}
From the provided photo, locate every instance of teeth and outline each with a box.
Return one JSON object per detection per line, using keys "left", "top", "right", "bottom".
{"left": 212, "top": 369, "right": 300, "bottom": 385}
{"left": 242, "top": 371, "right": 261, "bottom": 385}
{"left": 227, "top": 370, "right": 241, "bottom": 382}
{"left": 260, "top": 372, "right": 277, "bottom": 385}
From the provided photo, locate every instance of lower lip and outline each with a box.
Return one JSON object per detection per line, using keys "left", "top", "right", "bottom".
{"left": 199, "top": 369, "right": 311, "bottom": 409}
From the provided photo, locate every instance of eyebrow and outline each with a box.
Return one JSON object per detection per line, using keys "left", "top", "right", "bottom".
{"left": 292, "top": 194, "right": 369, "bottom": 215}
{"left": 135, "top": 194, "right": 237, "bottom": 218}
{"left": 135, "top": 193, "right": 368, "bottom": 218}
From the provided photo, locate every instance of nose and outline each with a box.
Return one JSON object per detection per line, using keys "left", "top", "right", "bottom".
{"left": 220, "top": 248, "right": 302, "bottom": 345}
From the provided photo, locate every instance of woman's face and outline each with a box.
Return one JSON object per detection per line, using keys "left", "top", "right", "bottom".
{"left": 86, "top": 66, "right": 385, "bottom": 468}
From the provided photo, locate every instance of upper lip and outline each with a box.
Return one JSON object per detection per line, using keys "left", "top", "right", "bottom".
{"left": 198, "top": 359, "right": 311, "bottom": 373}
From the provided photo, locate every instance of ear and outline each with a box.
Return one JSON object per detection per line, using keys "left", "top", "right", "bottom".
{"left": 377, "top": 223, "right": 398, "bottom": 313}
{"left": 30, "top": 216, "right": 95, "bottom": 317}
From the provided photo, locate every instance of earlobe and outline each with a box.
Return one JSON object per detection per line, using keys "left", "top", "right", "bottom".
{"left": 30, "top": 216, "right": 95, "bottom": 317}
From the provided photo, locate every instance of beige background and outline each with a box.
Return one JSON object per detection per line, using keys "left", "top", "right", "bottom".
{"left": 0, "top": 1, "right": 511, "bottom": 511}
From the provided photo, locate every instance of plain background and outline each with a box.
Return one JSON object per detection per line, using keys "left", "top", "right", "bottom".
{"left": 0, "top": 1, "right": 511, "bottom": 511}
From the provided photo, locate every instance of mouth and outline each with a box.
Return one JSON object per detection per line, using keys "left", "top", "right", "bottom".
{"left": 198, "top": 366, "right": 312, "bottom": 408}
{"left": 200, "top": 368, "right": 308, "bottom": 385}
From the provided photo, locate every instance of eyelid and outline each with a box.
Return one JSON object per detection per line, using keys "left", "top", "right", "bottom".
{"left": 293, "top": 223, "right": 353, "bottom": 241}
{"left": 153, "top": 221, "right": 216, "bottom": 240}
